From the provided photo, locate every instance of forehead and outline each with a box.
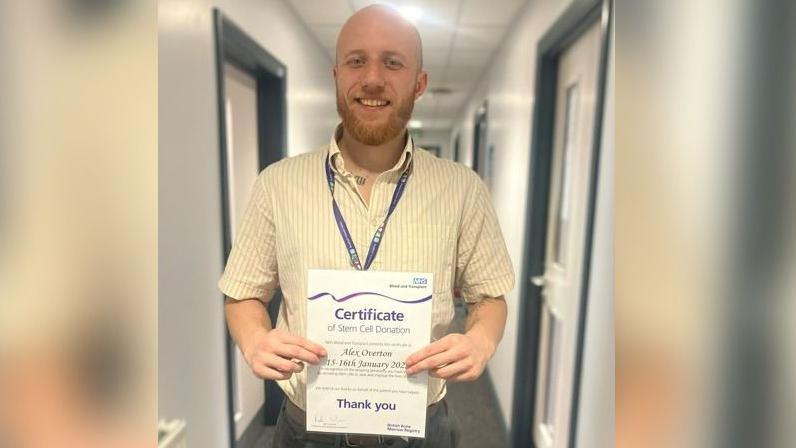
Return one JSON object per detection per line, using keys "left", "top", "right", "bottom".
{"left": 336, "top": 12, "right": 418, "bottom": 58}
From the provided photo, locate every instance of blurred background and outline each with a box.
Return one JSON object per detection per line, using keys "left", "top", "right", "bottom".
{"left": 0, "top": 0, "right": 794, "bottom": 447}
{"left": 0, "top": 0, "right": 156, "bottom": 447}
{"left": 159, "top": 0, "right": 612, "bottom": 447}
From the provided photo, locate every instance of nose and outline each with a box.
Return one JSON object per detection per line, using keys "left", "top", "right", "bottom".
{"left": 360, "top": 62, "right": 386, "bottom": 91}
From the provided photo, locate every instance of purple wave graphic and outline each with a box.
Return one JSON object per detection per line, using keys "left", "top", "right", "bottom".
{"left": 307, "top": 291, "right": 432, "bottom": 304}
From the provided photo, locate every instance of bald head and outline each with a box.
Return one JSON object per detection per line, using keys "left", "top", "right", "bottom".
{"left": 336, "top": 4, "right": 424, "bottom": 71}
{"left": 333, "top": 5, "right": 428, "bottom": 146}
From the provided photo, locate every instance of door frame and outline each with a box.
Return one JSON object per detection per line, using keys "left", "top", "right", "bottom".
{"left": 471, "top": 100, "right": 488, "bottom": 174}
{"left": 510, "top": 1, "right": 611, "bottom": 447}
{"left": 213, "top": 8, "right": 288, "bottom": 447}
{"left": 453, "top": 132, "right": 461, "bottom": 163}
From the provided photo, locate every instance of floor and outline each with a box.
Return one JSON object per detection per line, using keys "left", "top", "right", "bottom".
{"left": 246, "top": 300, "right": 508, "bottom": 447}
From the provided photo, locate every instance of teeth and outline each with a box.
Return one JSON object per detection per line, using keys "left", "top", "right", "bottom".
{"left": 359, "top": 99, "right": 388, "bottom": 107}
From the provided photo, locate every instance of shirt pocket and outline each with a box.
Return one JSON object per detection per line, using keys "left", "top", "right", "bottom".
{"left": 378, "top": 223, "right": 457, "bottom": 340}
{"left": 405, "top": 225, "right": 456, "bottom": 339}
{"left": 383, "top": 224, "right": 455, "bottom": 295}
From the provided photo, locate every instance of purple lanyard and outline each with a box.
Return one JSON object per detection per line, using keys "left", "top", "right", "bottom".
{"left": 324, "top": 155, "right": 411, "bottom": 270}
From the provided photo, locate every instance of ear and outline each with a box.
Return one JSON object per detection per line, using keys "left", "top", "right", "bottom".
{"left": 414, "top": 70, "right": 428, "bottom": 100}
{"left": 333, "top": 64, "right": 338, "bottom": 80}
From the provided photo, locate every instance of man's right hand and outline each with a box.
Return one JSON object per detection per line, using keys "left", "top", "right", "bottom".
{"left": 242, "top": 328, "right": 327, "bottom": 380}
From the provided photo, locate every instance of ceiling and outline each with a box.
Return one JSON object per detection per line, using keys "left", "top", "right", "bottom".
{"left": 284, "top": 0, "right": 529, "bottom": 131}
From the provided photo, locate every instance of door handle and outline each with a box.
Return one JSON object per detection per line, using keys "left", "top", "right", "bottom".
{"left": 532, "top": 275, "right": 553, "bottom": 307}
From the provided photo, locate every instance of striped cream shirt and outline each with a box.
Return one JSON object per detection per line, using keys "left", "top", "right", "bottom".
{"left": 219, "top": 128, "right": 515, "bottom": 410}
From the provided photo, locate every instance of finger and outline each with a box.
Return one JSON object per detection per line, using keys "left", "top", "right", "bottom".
{"left": 263, "top": 353, "right": 304, "bottom": 373}
{"left": 252, "top": 364, "right": 292, "bottom": 381}
{"left": 447, "top": 368, "right": 480, "bottom": 382}
{"left": 430, "top": 360, "right": 471, "bottom": 379}
{"left": 406, "top": 349, "right": 465, "bottom": 375}
{"left": 405, "top": 338, "right": 454, "bottom": 366}
{"left": 279, "top": 333, "right": 328, "bottom": 357}
{"left": 273, "top": 343, "right": 323, "bottom": 364}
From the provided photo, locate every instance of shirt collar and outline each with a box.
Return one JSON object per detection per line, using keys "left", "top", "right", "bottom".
{"left": 328, "top": 124, "right": 414, "bottom": 175}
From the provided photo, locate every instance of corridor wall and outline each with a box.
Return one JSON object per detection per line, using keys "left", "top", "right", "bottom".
{"left": 452, "top": 0, "right": 577, "bottom": 431}
{"left": 158, "top": 1, "right": 338, "bottom": 446}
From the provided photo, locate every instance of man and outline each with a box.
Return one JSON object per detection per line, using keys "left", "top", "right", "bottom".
{"left": 219, "top": 5, "right": 514, "bottom": 447}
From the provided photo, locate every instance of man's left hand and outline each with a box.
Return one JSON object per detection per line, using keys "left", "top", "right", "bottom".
{"left": 404, "top": 332, "right": 495, "bottom": 382}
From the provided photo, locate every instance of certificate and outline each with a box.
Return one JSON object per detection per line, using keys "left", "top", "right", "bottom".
{"left": 306, "top": 269, "right": 433, "bottom": 438}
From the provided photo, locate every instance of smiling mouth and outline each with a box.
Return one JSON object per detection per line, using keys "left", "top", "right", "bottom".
{"left": 355, "top": 98, "right": 391, "bottom": 108}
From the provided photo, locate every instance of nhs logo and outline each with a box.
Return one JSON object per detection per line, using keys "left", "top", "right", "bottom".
{"left": 412, "top": 277, "right": 428, "bottom": 285}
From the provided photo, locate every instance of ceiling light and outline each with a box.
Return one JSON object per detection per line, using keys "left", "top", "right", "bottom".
{"left": 398, "top": 5, "right": 423, "bottom": 22}
{"left": 408, "top": 120, "right": 423, "bottom": 129}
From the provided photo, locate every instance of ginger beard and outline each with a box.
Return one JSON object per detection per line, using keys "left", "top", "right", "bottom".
{"left": 336, "top": 85, "right": 415, "bottom": 146}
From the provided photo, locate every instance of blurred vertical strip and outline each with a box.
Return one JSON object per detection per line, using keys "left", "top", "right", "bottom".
{"left": 721, "top": 1, "right": 796, "bottom": 447}
{"left": 617, "top": 0, "right": 796, "bottom": 447}
{"left": 0, "top": 0, "right": 156, "bottom": 447}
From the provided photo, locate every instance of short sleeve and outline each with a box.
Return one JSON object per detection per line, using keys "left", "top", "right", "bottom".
{"left": 218, "top": 171, "right": 279, "bottom": 302}
{"left": 455, "top": 175, "right": 515, "bottom": 303}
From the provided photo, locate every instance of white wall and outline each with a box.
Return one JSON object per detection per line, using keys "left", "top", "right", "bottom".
{"left": 158, "top": 1, "right": 338, "bottom": 447}
{"left": 451, "top": 0, "right": 575, "bottom": 430}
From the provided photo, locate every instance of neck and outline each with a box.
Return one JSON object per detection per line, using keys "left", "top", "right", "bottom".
{"left": 338, "top": 127, "right": 408, "bottom": 175}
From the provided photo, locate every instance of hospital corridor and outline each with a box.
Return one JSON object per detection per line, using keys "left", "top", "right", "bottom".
{"left": 158, "top": 1, "right": 613, "bottom": 447}
{"left": 5, "top": 0, "right": 795, "bottom": 447}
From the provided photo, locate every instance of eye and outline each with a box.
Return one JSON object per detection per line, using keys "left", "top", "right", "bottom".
{"left": 346, "top": 56, "right": 365, "bottom": 68}
{"left": 385, "top": 58, "right": 404, "bottom": 70}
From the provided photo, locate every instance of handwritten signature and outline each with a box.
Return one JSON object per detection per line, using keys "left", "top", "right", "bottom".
{"left": 313, "top": 413, "right": 348, "bottom": 427}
